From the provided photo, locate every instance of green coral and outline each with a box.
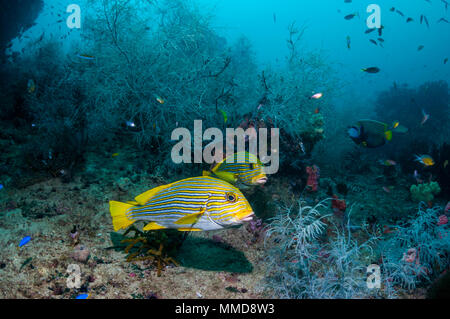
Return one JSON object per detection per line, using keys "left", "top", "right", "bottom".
{"left": 310, "top": 113, "right": 324, "bottom": 128}
{"left": 410, "top": 182, "right": 441, "bottom": 202}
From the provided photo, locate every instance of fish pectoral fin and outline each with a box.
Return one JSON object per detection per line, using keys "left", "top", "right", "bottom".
{"left": 174, "top": 211, "right": 205, "bottom": 225}
{"left": 143, "top": 222, "right": 166, "bottom": 231}
{"left": 237, "top": 182, "right": 250, "bottom": 190}
{"left": 134, "top": 184, "right": 172, "bottom": 205}
{"left": 213, "top": 171, "right": 238, "bottom": 184}
{"left": 177, "top": 228, "right": 202, "bottom": 232}
{"left": 126, "top": 201, "right": 139, "bottom": 205}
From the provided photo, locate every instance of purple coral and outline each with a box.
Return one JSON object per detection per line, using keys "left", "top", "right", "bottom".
{"left": 246, "top": 217, "right": 266, "bottom": 243}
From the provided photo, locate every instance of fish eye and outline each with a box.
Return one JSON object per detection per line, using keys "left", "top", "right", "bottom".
{"left": 249, "top": 163, "right": 255, "bottom": 170}
{"left": 226, "top": 192, "right": 237, "bottom": 202}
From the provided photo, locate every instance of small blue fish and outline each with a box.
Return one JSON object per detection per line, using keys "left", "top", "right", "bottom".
{"left": 76, "top": 54, "right": 95, "bottom": 60}
{"left": 0, "top": 184, "right": 3, "bottom": 190}
{"left": 125, "top": 121, "right": 136, "bottom": 128}
{"left": 76, "top": 294, "right": 89, "bottom": 299}
{"left": 19, "top": 236, "right": 31, "bottom": 248}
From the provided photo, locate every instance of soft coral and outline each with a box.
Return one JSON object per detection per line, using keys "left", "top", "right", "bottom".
{"left": 306, "top": 165, "right": 320, "bottom": 192}
{"left": 331, "top": 195, "right": 346, "bottom": 214}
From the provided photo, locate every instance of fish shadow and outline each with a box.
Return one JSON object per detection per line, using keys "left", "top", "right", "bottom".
{"left": 108, "top": 231, "right": 253, "bottom": 273}
{"left": 177, "top": 237, "right": 253, "bottom": 273}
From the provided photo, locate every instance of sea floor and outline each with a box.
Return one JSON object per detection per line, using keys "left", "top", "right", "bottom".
{"left": 0, "top": 150, "right": 270, "bottom": 299}
{"left": 0, "top": 147, "right": 442, "bottom": 299}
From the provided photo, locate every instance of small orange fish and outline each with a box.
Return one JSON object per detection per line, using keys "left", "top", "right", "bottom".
{"left": 415, "top": 154, "right": 434, "bottom": 166}
{"left": 310, "top": 92, "right": 323, "bottom": 99}
{"left": 314, "top": 108, "right": 320, "bottom": 114}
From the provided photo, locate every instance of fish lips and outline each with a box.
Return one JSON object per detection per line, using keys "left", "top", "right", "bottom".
{"left": 234, "top": 211, "right": 255, "bottom": 223}
{"left": 255, "top": 177, "right": 268, "bottom": 185}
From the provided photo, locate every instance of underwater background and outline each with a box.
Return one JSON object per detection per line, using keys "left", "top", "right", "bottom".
{"left": 0, "top": 0, "right": 449, "bottom": 299}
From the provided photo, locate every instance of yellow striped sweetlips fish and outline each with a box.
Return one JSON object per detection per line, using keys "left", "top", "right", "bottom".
{"left": 110, "top": 176, "right": 255, "bottom": 232}
{"left": 203, "top": 152, "right": 267, "bottom": 186}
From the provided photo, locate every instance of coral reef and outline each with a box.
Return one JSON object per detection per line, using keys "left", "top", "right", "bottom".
{"left": 375, "top": 81, "right": 450, "bottom": 146}
{"left": 331, "top": 195, "right": 346, "bottom": 215}
{"left": 264, "top": 198, "right": 450, "bottom": 299}
{"left": 378, "top": 203, "right": 450, "bottom": 293}
{"left": 410, "top": 182, "right": 441, "bottom": 203}
{"left": 306, "top": 165, "right": 320, "bottom": 192}
{"left": 264, "top": 200, "right": 380, "bottom": 298}
{"left": 0, "top": 0, "right": 448, "bottom": 301}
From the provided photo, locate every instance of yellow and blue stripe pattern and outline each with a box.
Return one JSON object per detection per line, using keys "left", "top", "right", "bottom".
{"left": 110, "top": 176, "right": 254, "bottom": 232}
{"left": 204, "top": 152, "right": 267, "bottom": 186}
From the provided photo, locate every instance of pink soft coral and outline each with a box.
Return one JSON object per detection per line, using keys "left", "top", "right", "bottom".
{"left": 306, "top": 165, "right": 320, "bottom": 192}
{"left": 331, "top": 195, "right": 346, "bottom": 214}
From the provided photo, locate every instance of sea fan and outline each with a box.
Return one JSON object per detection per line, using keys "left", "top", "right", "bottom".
{"left": 264, "top": 200, "right": 381, "bottom": 299}
{"left": 379, "top": 202, "right": 450, "bottom": 292}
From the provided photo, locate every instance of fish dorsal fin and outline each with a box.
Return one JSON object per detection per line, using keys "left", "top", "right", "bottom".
{"left": 174, "top": 209, "right": 205, "bottom": 225}
{"left": 211, "top": 161, "right": 223, "bottom": 173}
{"left": 213, "top": 171, "right": 238, "bottom": 184}
{"left": 143, "top": 222, "right": 166, "bottom": 231}
{"left": 134, "top": 183, "right": 172, "bottom": 205}
{"left": 202, "top": 170, "right": 211, "bottom": 176}
{"left": 211, "top": 152, "right": 240, "bottom": 173}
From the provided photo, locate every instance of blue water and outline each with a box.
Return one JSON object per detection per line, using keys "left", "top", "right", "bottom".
{"left": 205, "top": 0, "right": 450, "bottom": 101}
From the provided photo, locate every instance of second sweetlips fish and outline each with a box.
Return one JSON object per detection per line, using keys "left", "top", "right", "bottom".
{"left": 110, "top": 176, "right": 255, "bottom": 232}
{"left": 203, "top": 152, "right": 267, "bottom": 186}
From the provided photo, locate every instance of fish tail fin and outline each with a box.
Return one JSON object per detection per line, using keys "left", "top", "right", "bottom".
{"left": 385, "top": 130, "right": 393, "bottom": 141}
{"left": 109, "top": 201, "right": 136, "bottom": 231}
{"left": 202, "top": 170, "right": 211, "bottom": 177}
{"left": 361, "top": 68, "right": 366, "bottom": 72}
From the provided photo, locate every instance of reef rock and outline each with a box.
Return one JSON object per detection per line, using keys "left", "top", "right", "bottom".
{"left": 71, "top": 245, "right": 90, "bottom": 263}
